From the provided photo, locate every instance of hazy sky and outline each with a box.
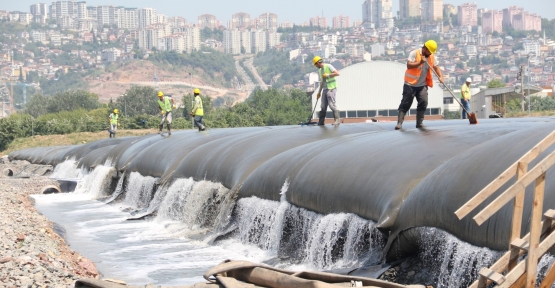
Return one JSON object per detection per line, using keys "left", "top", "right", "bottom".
{"left": 4, "top": 0, "right": 554, "bottom": 24}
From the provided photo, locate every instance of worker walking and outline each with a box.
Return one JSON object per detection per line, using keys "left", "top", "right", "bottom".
{"left": 157, "top": 91, "right": 175, "bottom": 135}
{"left": 461, "top": 77, "right": 472, "bottom": 119}
{"left": 395, "top": 40, "right": 444, "bottom": 130}
{"left": 190, "top": 88, "right": 206, "bottom": 131}
{"left": 313, "top": 56, "right": 341, "bottom": 126}
{"left": 108, "top": 109, "right": 119, "bottom": 138}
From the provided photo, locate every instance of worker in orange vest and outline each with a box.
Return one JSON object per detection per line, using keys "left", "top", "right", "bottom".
{"left": 395, "top": 40, "right": 444, "bottom": 130}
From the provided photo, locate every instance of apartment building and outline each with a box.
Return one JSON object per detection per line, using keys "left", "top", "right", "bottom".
{"left": 458, "top": 3, "right": 477, "bottom": 27}
{"left": 332, "top": 15, "right": 350, "bottom": 29}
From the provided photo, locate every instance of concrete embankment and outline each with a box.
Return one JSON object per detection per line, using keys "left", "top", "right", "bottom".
{"left": 0, "top": 157, "right": 99, "bottom": 287}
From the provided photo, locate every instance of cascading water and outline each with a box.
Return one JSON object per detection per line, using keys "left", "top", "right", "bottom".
{"left": 73, "top": 163, "right": 116, "bottom": 199}
{"left": 415, "top": 227, "right": 502, "bottom": 288}
{"left": 537, "top": 254, "right": 555, "bottom": 287}
{"left": 50, "top": 158, "right": 82, "bottom": 179}
{"left": 233, "top": 181, "right": 385, "bottom": 270}
{"left": 122, "top": 172, "right": 157, "bottom": 209}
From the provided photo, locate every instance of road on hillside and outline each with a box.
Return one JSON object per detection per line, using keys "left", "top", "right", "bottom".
{"left": 244, "top": 58, "right": 269, "bottom": 91}
{"left": 116, "top": 81, "right": 228, "bottom": 94}
{"left": 234, "top": 60, "right": 256, "bottom": 92}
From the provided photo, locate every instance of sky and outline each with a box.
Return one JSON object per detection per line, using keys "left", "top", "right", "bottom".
{"left": 3, "top": 0, "right": 554, "bottom": 24}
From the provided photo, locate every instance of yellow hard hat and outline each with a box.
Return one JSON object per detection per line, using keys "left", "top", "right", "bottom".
{"left": 424, "top": 40, "right": 437, "bottom": 54}
{"left": 194, "top": 88, "right": 200, "bottom": 94}
{"left": 157, "top": 91, "right": 164, "bottom": 97}
{"left": 312, "top": 56, "right": 322, "bottom": 65}
{"left": 113, "top": 109, "right": 118, "bottom": 114}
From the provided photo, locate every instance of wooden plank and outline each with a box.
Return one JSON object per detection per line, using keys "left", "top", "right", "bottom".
{"left": 479, "top": 267, "right": 505, "bottom": 284}
{"left": 525, "top": 172, "right": 546, "bottom": 287}
{"left": 509, "top": 162, "right": 528, "bottom": 270}
{"left": 545, "top": 209, "right": 555, "bottom": 221}
{"left": 455, "top": 162, "right": 518, "bottom": 220}
{"left": 455, "top": 130, "right": 555, "bottom": 220}
{"left": 510, "top": 238, "right": 530, "bottom": 251}
{"left": 468, "top": 220, "right": 555, "bottom": 288}
{"left": 473, "top": 152, "right": 555, "bottom": 226}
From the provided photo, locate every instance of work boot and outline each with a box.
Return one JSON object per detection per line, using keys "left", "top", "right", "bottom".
{"left": 199, "top": 124, "right": 206, "bottom": 131}
{"left": 167, "top": 124, "right": 171, "bottom": 136}
{"left": 317, "top": 110, "right": 326, "bottom": 125}
{"left": 158, "top": 124, "right": 163, "bottom": 134}
{"left": 332, "top": 110, "right": 340, "bottom": 126}
{"left": 416, "top": 110, "right": 426, "bottom": 128}
{"left": 395, "top": 111, "right": 406, "bottom": 130}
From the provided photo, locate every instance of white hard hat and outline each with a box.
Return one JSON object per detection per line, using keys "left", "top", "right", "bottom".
{"left": 466, "top": 77, "right": 472, "bottom": 82}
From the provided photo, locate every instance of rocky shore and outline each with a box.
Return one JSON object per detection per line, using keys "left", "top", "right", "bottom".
{"left": 0, "top": 157, "right": 99, "bottom": 288}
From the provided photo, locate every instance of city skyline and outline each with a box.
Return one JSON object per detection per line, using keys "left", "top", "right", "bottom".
{"left": 2, "top": 0, "right": 554, "bottom": 25}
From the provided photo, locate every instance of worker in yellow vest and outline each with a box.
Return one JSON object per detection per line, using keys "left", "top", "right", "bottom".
{"left": 190, "top": 88, "right": 206, "bottom": 131}
{"left": 108, "top": 109, "right": 119, "bottom": 138}
{"left": 157, "top": 91, "right": 175, "bottom": 135}
{"left": 313, "top": 56, "right": 340, "bottom": 126}
{"left": 461, "top": 77, "right": 472, "bottom": 119}
{"left": 395, "top": 40, "right": 444, "bottom": 130}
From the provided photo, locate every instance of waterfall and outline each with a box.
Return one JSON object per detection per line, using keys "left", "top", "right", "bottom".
{"left": 537, "top": 254, "right": 555, "bottom": 287}
{"left": 122, "top": 172, "right": 157, "bottom": 209}
{"left": 74, "top": 164, "right": 116, "bottom": 199}
{"left": 415, "top": 227, "right": 502, "bottom": 288}
{"left": 234, "top": 194, "right": 384, "bottom": 270}
{"left": 104, "top": 175, "right": 126, "bottom": 204}
{"left": 50, "top": 158, "right": 82, "bottom": 179}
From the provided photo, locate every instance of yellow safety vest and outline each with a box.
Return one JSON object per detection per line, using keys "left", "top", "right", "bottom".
{"left": 193, "top": 95, "right": 204, "bottom": 116}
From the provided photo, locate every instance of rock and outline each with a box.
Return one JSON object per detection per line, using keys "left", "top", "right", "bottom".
{"left": 38, "top": 253, "right": 48, "bottom": 262}
{"left": 16, "top": 233, "right": 25, "bottom": 242}
{"left": 78, "top": 258, "right": 99, "bottom": 277}
{"left": 18, "top": 275, "right": 33, "bottom": 287}
{"left": 0, "top": 256, "right": 14, "bottom": 263}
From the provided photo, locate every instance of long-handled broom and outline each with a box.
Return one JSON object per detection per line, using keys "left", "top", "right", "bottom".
{"left": 427, "top": 62, "right": 478, "bottom": 124}
{"left": 300, "top": 85, "right": 323, "bottom": 126}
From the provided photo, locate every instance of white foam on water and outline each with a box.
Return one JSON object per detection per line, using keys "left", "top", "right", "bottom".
{"left": 74, "top": 164, "right": 116, "bottom": 199}
{"left": 537, "top": 254, "right": 555, "bottom": 287}
{"left": 50, "top": 158, "right": 82, "bottom": 179}
{"left": 234, "top": 190, "right": 385, "bottom": 271}
{"left": 122, "top": 172, "right": 157, "bottom": 209}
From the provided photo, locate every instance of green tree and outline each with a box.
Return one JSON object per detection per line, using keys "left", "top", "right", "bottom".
{"left": 114, "top": 86, "right": 158, "bottom": 117}
{"left": 487, "top": 79, "right": 506, "bottom": 88}
{"left": 18, "top": 67, "right": 24, "bottom": 82}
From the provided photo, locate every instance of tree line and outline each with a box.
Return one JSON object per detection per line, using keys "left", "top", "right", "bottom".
{"left": 0, "top": 87, "right": 312, "bottom": 151}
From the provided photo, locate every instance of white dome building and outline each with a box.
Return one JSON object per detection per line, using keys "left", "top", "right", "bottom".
{"left": 312, "top": 61, "right": 444, "bottom": 123}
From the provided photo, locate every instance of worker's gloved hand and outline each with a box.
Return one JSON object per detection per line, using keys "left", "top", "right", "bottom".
{"left": 190, "top": 112, "right": 195, "bottom": 117}
{"left": 117, "top": 123, "right": 120, "bottom": 127}
{"left": 161, "top": 111, "right": 165, "bottom": 115}
{"left": 172, "top": 105, "right": 176, "bottom": 109}
{"left": 322, "top": 73, "right": 328, "bottom": 79}
{"left": 317, "top": 93, "right": 321, "bottom": 100}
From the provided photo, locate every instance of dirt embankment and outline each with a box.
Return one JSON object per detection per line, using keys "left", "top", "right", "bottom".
{"left": 0, "top": 158, "right": 99, "bottom": 287}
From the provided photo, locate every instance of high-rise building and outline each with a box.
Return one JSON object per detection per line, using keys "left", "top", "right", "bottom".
{"left": 30, "top": 3, "right": 47, "bottom": 23}
{"left": 231, "top": 12, "right": 251, "bottom": 29}
{"left": 240, "top": 30, "right": 251, "bottom": 53}
{"left": 95, "top": 5, "right": 117, "bottom": 27}
{"left": 362, "top": 0, "right": 393, "bottom": 28}
{"left": 49, "top": 1, "right": 87, "bottom": 27}
{"left": 458, "top": 3, "right": 477, "bottom": 27}
{"left": 223, "top": 29, "right": 241, "bottom": 54}
{"left": 266, "top": 30, "right": 280, "bottom": 49}
{"left": 251, "top": 29, "right": 267, "bottom": 53}
{"left": 156, "top": 14, "right": 167, "bottom": 24}
{"left": 512, "top": 12, "right": 541, "bottom": 31}
{"left": 482, "top": 10, "right": 502, "bottom": 34}
{"left": 332, "top": 15, "right": 350, "bottom": 29}
{"left": 310, "top": 16, "right": 327, "bottom": 28}
{"left": 399, "top": 0, "right": 421, "bottom": 20}
{"left": 198, "top": 14, "right": 219, "bottom": 29}
{"left": 502, "top": 6, "right": 522, "bottom": 28}
{"left": 259, "top": 13, "right": 278, "bottom": 30}
{"left": 116, "top": 7, "right": 138, "bottom": 30}
{"left": 138, "top": 8, "right": 157, "bottom": 29}
{"left": 421, "top": 0, "right": 443, "bottom": 23}
{"left": 443, "top": 4, "right": 456, "bottom": 17}
{"left": 138, "top": 23, "right": 170, "bottom": 50}
{"left": 168, "top": 17, "right": 187, "bottom": 29}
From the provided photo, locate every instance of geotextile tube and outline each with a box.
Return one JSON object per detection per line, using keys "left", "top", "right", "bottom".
{"left": 10, "top": 118, "right": 555, "bottom": 259}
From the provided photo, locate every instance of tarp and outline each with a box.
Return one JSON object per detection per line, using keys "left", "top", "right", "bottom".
{"left": 10, "top": 118, "right": 555, "bottom": 258}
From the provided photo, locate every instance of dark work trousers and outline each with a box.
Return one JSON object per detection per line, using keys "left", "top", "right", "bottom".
{"left": 398, "top": 84, "right": 428, "bottom": 113}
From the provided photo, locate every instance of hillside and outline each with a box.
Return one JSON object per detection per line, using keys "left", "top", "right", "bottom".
{"left": 86, "top": 60, "right": 249, "bottom": 105}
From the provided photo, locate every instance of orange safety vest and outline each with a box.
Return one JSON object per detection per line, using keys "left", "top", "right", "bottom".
{"left": 404, "top": 49, "right": 435, "bottom": 88}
